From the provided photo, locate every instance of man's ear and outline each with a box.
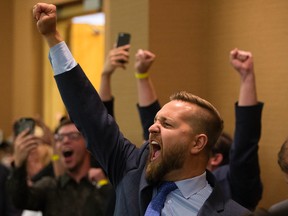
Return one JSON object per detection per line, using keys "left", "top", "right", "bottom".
{"left": 210, "top": 153, "right": 223, "bottom": 167}
{"left": 191, "top": 134, "right": 208, "bottom": 154}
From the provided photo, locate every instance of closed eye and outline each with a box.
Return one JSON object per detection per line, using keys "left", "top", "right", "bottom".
{"left": 154, "top": 116, "right": 174, "bottom": 128}
{"left": 162, "top": 121, "right": 173, "bottom": 128}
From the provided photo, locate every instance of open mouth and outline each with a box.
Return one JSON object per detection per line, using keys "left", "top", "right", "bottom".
{"left": 62, "top": 149, "right": 73, "bottom": 158}
{"left": 150, "top": 141, "right": 161, "bottom": 161}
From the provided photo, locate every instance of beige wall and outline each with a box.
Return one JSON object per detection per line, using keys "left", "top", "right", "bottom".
{"left": 6, "top": 0, "right": 84, "bottom": 134}
{"left": 105, "top": 0, "right": 149, "bottom": 144}
{"left": 0, "top": 1, "right": 13, "bottom": 135}
{"left": 12, "top": 0, "right": 43, "bottom": 125}
{"left": 150, "top": 1, "right": 209, "bottom": 103}
{"left": 2, "top": 0, "right": 69, "bottom": 136}
{"left": 3, "top": 0, "right": 288, "bottom": 209}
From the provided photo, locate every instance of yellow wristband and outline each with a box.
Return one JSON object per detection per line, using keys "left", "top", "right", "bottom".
{"left": 51, "top": 154, "right": 60, "bottom": 161}
{"left": 135, "top": 72, "right": 149, "bottom": 79}
{"left": 97, "top": 179, "right": 109, "bottom": 188}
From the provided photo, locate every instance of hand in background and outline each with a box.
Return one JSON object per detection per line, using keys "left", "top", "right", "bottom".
{"left": 230, "top": 48, "right": 254, "bottom": 81}
{"left": 134, "top": 49, "right": 156, "bottom": 74}
{"left": 88, "top": 168, "right": 109, "bottom": 188}
{"left": 230, "top": 48, "right": 257, "bottom": 106}
{"left": 102, "top": 44, "right": 130, "bottom": 76}
{"left": 13, "top": 129, "right": 41, "bottom": 168}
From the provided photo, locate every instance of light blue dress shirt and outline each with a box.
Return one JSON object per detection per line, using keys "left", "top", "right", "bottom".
{"left": 49, "top": 41, "right": 77, "bottom": 75}
{"left": 161, "top": 172, "right": 212, "bottom": 216}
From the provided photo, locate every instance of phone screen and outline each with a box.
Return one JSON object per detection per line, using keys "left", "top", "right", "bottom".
{"left": 116, "top": 33, "right": 131, "bottom": 47}
{"left": 116, "top": 33, "right": 131, "bottom": 64}
{"left": 14, "top": 118, "right": 35, "bottom": 136}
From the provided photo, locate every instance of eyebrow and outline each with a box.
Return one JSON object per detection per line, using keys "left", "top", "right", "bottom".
{"left": 154, "top": 115, "right": 173, "bottom": 123}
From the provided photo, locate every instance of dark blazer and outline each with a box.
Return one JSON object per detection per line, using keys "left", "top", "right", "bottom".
{"left": 213, "top": 103, "right": 263, "bottom": 210}
{"left": 55, "top": 64, "right": 250, "bottom": 216}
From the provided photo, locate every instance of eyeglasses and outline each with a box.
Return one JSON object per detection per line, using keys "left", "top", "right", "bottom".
{"left": 54, "top": 132, "right": 82, "bottom": 142}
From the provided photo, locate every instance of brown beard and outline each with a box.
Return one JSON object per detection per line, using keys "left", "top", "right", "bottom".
{"left": 145, "top": 143, "right": 186, "bottom": 184}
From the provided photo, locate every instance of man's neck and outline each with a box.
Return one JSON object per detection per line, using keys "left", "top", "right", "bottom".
{"left": 66, "top": 166, "right": 90, "bottom": 183}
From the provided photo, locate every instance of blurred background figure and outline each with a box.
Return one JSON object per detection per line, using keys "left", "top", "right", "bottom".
{"left": 277, "top": 138, "right": 288, "bottom": 184}
{"left": 0, "top": 139, "right": 14, "bottom": 169}
{"left": 206, "top": 132, "right": 232, "bottom": 171}
{"left": 207, "top": 48, "right": 263, "bottom": 211}
{"left": 12, "top": 117, "right": 54, "bottom": 185}
{"left": 7, "top": 117, "right": 115, "bottom": 216}
{"left": 0, "top": 163, "right": 22, "bottom": 216}
{"left": 263, "top": 138, "right": 288, "bottom": 215}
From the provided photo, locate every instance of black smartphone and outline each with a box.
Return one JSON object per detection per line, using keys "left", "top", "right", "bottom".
{"left": 14, "top": 118, "right": 35, "bottom": 136}
{"left": 116, "top": 32, "right": 131, "bottom": 47}
{"left": 116, "top": 33, "right": 131, "bottom": 64}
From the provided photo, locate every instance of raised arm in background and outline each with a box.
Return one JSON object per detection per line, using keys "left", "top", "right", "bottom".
{"left": 226, "top": 48, "right": 263, "bottom": 210}
{"left": 134, "top": 49, "right": 161, "bottom": 141}
{"left": 100, "top": 47, "right": 160, "bottom": 141}
{"left": 230, "top": 48, "right": 257, "bottom": 106}
{"left": 134, "top": 49, "right": 157, "bottom": 106}
{"left": 99, "top": 45, "right": 130, "bottom": 102}
{"left": 98, "top": 45, "right": 130, "bottom": 117}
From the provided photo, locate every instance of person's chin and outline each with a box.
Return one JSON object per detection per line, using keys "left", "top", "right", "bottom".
{"left": 63, "top": 161, "right": 75, "bottom": 170}
{"left": 145, "top": 162, "right": 162, "bottom": 184}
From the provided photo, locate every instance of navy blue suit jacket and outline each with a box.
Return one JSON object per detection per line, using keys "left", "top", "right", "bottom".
{"left": 55, "top": 65, "right": 250, "bottom": 216}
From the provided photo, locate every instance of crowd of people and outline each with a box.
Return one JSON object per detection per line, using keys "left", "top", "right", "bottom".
{"left": 0, "top": 2, "right": 288, "bottom": 216}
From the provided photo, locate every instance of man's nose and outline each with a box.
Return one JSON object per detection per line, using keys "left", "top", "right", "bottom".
{"left": 148, "top": 122, "right": 160, "bottom": 134}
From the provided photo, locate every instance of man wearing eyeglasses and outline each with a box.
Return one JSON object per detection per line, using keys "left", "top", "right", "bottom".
{"left": 7, "top": 118, "right": 115, "bottom": 216}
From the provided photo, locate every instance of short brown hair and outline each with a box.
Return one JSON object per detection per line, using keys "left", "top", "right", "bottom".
{"left": 211, "top": 132, "right": 233, "bottom": 165}
{"left": 170, "top": 91, "right": 224, "bottom": 150}
{"left": 54, "top": 116, "right": 74, "bottom": 134}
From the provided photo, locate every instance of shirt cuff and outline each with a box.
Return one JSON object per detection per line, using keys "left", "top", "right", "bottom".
{"left": 48, "top": 41, "right": 77, "bottom": 76}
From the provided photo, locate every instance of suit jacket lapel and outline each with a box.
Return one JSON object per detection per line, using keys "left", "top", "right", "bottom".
{"left": 139, "top": 168, "right": 153, "bottom": 215}
{"left": 198, "top": 171, "right": 225, "bottom": 215}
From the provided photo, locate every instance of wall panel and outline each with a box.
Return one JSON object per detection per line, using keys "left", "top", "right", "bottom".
{"left": 0, "top": 1, "right": 13, "bottom": 137}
